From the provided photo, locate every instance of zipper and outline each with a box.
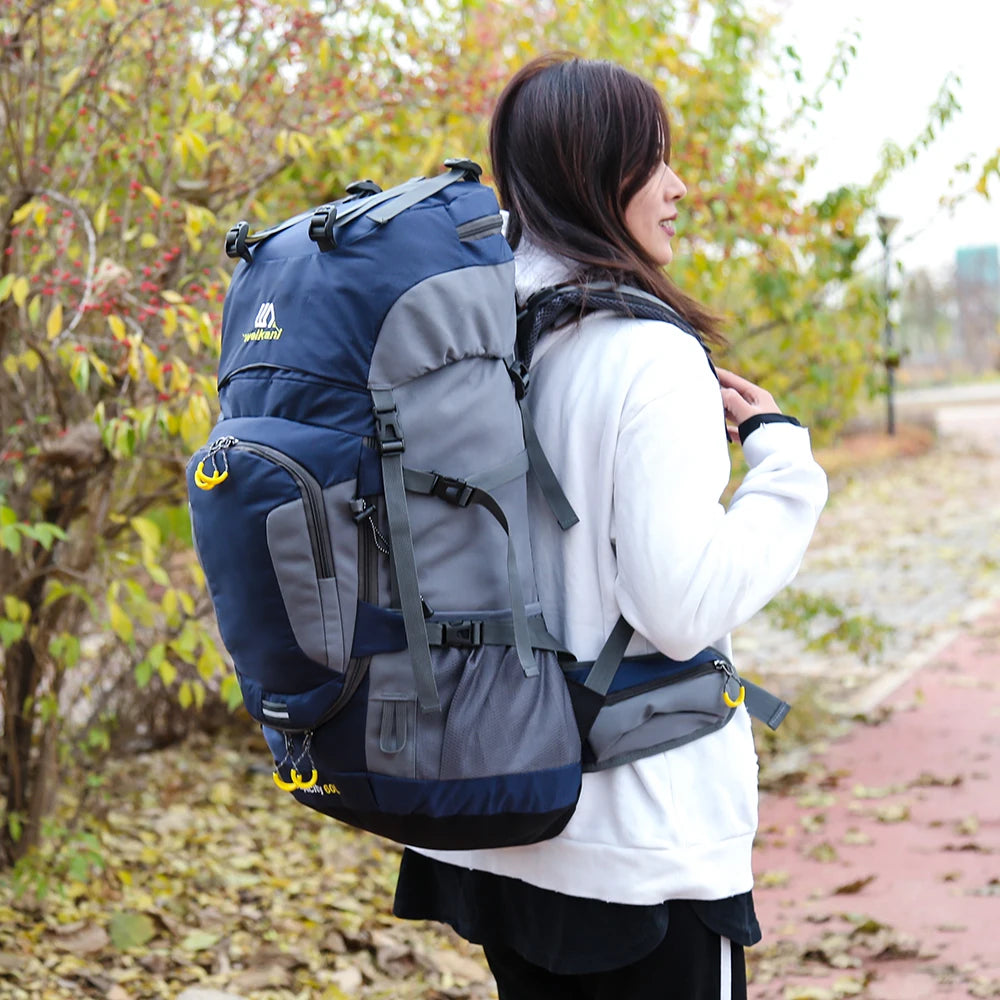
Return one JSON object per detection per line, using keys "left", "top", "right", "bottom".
{"left": 209, "top": 436, "right": 335, "bottom": 579}
{"left": 456, "top": 213, "right": 503, "bottom": 242}
{"left": 308, "top": 496, "right": 382, "bottom": 728}
{"left": 217, "top": 362, "right": 371, "bottom": 395}
{"left": 713, "top": 656, "right": 746, "bottom": 708}
{"left": 601, "top": 661, "right": 716, "bottom": 705}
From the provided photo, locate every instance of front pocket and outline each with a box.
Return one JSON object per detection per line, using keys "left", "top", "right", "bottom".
{"left": 583, "top": 670, "right": 733, "bottom": 770}
{"left": 187, "top": 422, "right": 361, "bottom": 690}
{"left": 267, "top": 498, "right": 343, "bottom": 669}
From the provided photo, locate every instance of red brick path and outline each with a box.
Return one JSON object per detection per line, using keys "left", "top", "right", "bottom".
{"left": 751, "top": 607, "right": 1000, "bottom": 999}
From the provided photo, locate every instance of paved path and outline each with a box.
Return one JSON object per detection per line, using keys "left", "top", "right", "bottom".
{"left": 735, "top": 393, "right": 1000, "bottom": 715}
{"left": 742, "top": 389, "right": 1000, "bottom": 998}
{"left": 750, "top": 605, "right": 1000, "bottom": 999}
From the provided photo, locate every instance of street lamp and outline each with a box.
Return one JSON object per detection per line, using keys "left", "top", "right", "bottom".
{"left": 877, "top": 214, "right": 900, "bottom": 436}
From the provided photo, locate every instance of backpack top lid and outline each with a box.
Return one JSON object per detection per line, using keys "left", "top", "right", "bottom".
{"left": 216, "top": 172, "right": 514, "bottom": 398}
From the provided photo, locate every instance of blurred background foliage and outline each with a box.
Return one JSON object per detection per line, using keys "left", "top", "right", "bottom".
{"left": 0, "top": 0, "right": 961, "bottom": 868}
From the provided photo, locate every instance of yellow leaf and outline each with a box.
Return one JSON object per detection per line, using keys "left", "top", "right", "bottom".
{"left": 11, "top": 276, "right": 29, "bottom": 308}
{"left": 187, "top": 69, "right": 204, "bottom": 100}
{"left": 59, "top": 66, "right": 83, "bottom": 98}
{"left": 178, "top": 681, "right": 193, "bottom": 709}
{"left": 141, "top": 343, "right": 163, "bottom": 390}
{"left": 108, "top": 602, "right": 133, "bottom": 642}
{"left": 108, "top": 314, "right": 126, "bottom": 340}
{"left": 142, "top": 186, "right": 162, "bottom": 209}
{"left": 130, "top": 516, "right": 161, "bottom": 550}
{"left": 139, "top": 232, "right": 158, "bottom": 249}
{"left": 158, "top": 660, "right": 177, "bottom": 686}
{"left": 91, "top": 356, "right": 112, "bottom": 385}
{"left": 11, "top": 203, "right": 34, "bottom": 226}
{"left": 161, "top": 290, "right": 184, "bottom": 304}
{"left": 46, "top": 302, "right": 63, "bottom": 341}
{"left": 94, "top": 201, "right": 108, "bottom": 236}
{"left": 179, "top": 393, "right": 211, "bottom": 447}
{"left": 99, "top": 0, "right": 118, "bottom": 16}
{"left": 162, "top": 307, "right": 178, "bottom": 338}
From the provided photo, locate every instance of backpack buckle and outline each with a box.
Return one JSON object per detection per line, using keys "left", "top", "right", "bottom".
{"left": 430, "top": 474, "right": 474, "bottom": 507}
{"left": 225, "top": 221, "right": 253, "bottom": 263}
{"left": 373, "top": 405, "right": 405, "bottom": 454}
{"left": 308, "top": 203, "right": 339, "bottom": 252}
{"left": 441, "top": 621, "right": 483, "bottom": 647}
{"left": 443, "top": 158, "right": 483, "bottom": 181}
{"left": 507, "top": 359, "right": 531, "bottom": 400}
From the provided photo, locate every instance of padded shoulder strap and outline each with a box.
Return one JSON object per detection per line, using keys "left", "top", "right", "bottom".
{"left": 515, "top": 282, "right": 711, "bottom": 372}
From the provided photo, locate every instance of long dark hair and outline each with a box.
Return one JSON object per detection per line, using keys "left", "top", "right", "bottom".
{"left": 489, "top": 53, "right": 723, "bottom": 344}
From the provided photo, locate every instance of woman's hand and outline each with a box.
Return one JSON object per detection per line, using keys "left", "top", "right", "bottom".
{"left": 717, "top": 368, "right": 781, "bottom": 442}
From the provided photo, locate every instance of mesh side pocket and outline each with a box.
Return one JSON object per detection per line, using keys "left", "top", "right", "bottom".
{"left": 439, "top": 647, "right": 580, "bottom": 781}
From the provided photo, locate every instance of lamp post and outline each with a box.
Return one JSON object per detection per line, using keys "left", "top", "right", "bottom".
{"left": 877, "top": 214, "right": 900, "bottom": 436}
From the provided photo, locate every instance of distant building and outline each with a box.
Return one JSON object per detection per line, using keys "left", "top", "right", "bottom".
{"left": 955, "top": 245, "right": 999, "bottom": 369}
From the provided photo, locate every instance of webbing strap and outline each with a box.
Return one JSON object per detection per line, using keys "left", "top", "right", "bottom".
{"left": 516, "top": 395, "right": 579, "bottom": 530}
{"left": 581, "top": 615, "right": 635, "bottom": 696}
{"left": 425, "top": 614, "right": 567, "bottom": 653}
{"left": 467, "top": 450, "right": 529, "bottom": 493}
{"left": 742, "top": 680, "right": 791, "bottom": 731}
{"left": 324, "top": 176, "right": 425, "bottom": 234}
{"left": 371, "top": 389, "right": 440, "bottom": 713}
{"left": 366, "top": 167, "right": 469, "bottom": 225}
{"left": 576, "top": 614, "right": 791, "bottom": 729}
{"left": 402, "top": 468, "right": 538, "bottom": 677}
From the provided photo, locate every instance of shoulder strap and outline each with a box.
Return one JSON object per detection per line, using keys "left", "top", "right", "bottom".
{"left": 515, "top": 282, "right": 711, "bottom": 372}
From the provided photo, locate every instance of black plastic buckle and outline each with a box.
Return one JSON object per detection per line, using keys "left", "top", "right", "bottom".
{"left": 225, "top": 221, "right": 252, "bottom": 263}
{"left": 443, "top": 157, "right": 483, "bottom": 181}
{"left": 308, "top": 203, "right": 339, "bottom": 252}
{"left": 441, "top": 621, "right": 483, "bottom": 647}
{"left": 345, "top": 179, "right": 382, "bottom": 198}
{"left": 507, "top": 359, "right": 531, "bottom": 400}
{"left": 373, "top": 406, "right": 405, "bottom": 455}
{"left": 430, "top": 475, "right": 474, "bottom": 507}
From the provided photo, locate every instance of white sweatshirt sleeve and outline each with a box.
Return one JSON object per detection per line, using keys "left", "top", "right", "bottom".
{"left": 611, "top": 329, "right": 828, "bottom": 660}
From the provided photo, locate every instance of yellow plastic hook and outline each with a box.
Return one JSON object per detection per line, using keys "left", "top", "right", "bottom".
{"left": 723, "top": 684, "right": 746, "bottom": 709}
{"left": 291, "top": 768, "right": 319, "bottom": 790}
{"left": 272, "top": 771, "right": 298, "bottom": 792}
{"left": 194, "top": 459, "right": 229, "bottom": 491}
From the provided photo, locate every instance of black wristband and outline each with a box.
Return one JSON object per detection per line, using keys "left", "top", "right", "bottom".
{"left": 738, "top": 413, "right": 802, "bottom": 444}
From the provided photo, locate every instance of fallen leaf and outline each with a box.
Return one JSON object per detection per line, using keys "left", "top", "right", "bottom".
{"left": 109, "top": 911, "right": 157, "bottom": 951}
{"left": 874, "top": 802, "right": 910, "bottom": 823}
{"left": 833, "top": 874, "right": 876, "bottom": 895}
{"left": 51, "top": 923, "right": 110, "bottom": 955}
{"left": 758, "top": 869, "right": 791, "bottom": 888}
{"left": 180, "top": 930, "right": 221, "bottom": 952}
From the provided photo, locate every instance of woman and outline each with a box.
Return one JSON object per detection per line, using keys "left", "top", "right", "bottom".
{"left": 394, "top": 54, "right": 828, "bottom": 999}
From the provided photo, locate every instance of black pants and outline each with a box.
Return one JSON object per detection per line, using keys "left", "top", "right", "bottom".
{"left": 482, "top": 899, "right": 746, "bottom": 1000}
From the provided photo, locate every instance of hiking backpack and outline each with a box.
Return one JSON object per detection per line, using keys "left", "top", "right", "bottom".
{"left": 187, "top": 159, "right": 791, "bottom": 849}
{"left": 187, "top": 160, "right": 583, "bottom": 849}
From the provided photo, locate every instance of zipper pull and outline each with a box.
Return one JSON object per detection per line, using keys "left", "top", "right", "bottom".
{"left": 714, "top": 658, "right": 746, "bottom": 709}
{"left": 349, "top": 497, "right": 389, "bottom": 554}
{"left": 194, "top": 436, "right": 238, "bottom": 491}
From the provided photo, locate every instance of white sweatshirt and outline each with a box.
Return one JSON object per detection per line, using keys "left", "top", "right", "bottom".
{"left": 414, "top": 241, "right": 829, "bottom": 904}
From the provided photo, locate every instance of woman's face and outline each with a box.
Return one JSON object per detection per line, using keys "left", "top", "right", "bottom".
{"left": 623, "top": 161, "right": 686, "bottom": 267}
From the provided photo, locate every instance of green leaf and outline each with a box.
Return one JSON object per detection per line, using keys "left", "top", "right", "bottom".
{"left": 180, "top": 930, "right": 220, "bottom": 952}
{"left": 109, "top": 911, "right": 156, "bottom": 950}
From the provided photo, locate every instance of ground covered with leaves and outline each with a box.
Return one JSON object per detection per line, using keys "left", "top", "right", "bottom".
{"left": 1, "top": 728, "right": 496, "bottom": 1000}
{"left": 4, "top": 416, "right": 998, "bottom": 1000}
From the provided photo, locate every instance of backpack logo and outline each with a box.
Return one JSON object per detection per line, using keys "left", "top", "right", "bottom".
{"left": 254, "top": 301, "right": 276, "bottom": 328}
{"left": 243, "top": 301, "right": 283, "bottom": 342}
